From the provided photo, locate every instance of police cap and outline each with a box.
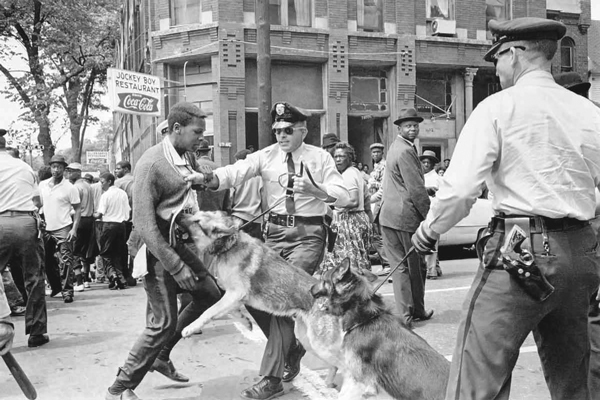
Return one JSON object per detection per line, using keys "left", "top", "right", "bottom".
{"left": 271, "top": 102, "right": 310, "bottom": 129}
{"left": 484, "top": 17, "right": 566, "bottom": 62}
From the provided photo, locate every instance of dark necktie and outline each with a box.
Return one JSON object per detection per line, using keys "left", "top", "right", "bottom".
{"left": 286, "top": 153, "right": 296, "bottom": 214}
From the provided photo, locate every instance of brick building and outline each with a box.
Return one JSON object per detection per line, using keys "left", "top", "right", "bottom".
{"left": 112, "top": 0, "right": 591, "bottom": 168}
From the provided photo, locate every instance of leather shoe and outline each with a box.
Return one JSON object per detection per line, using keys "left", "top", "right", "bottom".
{"left": 414, "top": 309, "right": 434, "bottom": 322}
{"left": 149, "top": 358, "right": 189, "bottom": 382}
{"left": 28, "top": 334, "right": 50, "bottom": 348}
{"left": 240, "top": 377, "right": 283, "bottom": 400}
{"left": 282, "top": 341, "right": 306, "bottom": 382}
{"left": 105, "top": 389, "right": 141, "bottom": 400}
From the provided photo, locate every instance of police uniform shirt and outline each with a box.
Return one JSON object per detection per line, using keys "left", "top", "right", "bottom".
{"left": 214, "top": 142, "right": 347, "bottom": 217}
{"left": 0, "top": 151, "right": 38, "bottom": 213}
{"left": 425, "top": 71, "right": 600, "bottom": 236}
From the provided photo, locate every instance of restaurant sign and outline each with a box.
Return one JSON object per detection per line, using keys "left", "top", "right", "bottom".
{"left": 107, "top": 68, "right": 161, "bottom": 116}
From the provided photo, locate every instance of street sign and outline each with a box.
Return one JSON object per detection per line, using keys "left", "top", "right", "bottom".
{"left": 86, "top": 151, "right": 109, "bottom": 164}
{"left": 107, "top": 68, "right": 162, "bottom": 116}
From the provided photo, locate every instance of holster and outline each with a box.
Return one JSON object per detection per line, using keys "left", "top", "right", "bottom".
{"left": 325, "top": 216, "right": 337, "bottom": 253}
{"left": 499, "top": 218, "right": 554, "bottom": 302}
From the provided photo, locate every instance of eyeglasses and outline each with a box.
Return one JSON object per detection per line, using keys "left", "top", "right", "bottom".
{"left": 492, "top": 46, "right": 526, "bottom": 66}
{"left": 272, "top": 127, "right": 304, "bottom": 135}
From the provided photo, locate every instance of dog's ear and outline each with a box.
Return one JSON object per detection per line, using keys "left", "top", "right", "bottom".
{"left": 333, "top": 258, "right": 352, "bottom": 282}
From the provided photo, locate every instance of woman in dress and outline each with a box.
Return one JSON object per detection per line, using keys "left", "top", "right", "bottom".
{"left": 320, "top": 142, "right": 373, "bottom": 274}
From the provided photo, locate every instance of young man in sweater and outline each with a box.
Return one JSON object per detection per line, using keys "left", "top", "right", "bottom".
{"left": 106, "top": 102, "right": 221, "bottom": 400}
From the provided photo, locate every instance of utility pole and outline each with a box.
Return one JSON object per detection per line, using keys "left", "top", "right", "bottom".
{"left": 256, "top": 0, "right": 272, "bottom": 150}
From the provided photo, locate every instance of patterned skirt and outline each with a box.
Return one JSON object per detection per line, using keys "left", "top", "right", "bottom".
{"left": 319, "top": 210, "right": 373, "bottom": 274}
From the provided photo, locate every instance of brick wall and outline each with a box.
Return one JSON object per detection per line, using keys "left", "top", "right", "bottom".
{"left": 383, "top": 0, "right": 395, "bottom": 24}
{"left": 347, "top": 0, "right": 357, "bottom": 24}
{"left": 217, "top": 0, "right": 243, "bottom": 23}
{"left": 243, "top": 0, "right": 254, "bottom": 13}
{"left": 396, "top": 0, "right": 415, "bottom": 34}
{"left": 456, "top": 0, "right": 486, "bottom": 39}
{"left": 315, "top": 0, "right": 328, "bottom": 19}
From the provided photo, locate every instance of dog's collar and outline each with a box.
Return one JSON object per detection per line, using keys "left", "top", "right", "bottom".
{"left": 344, "top": 313, "right": 379, "bottom": 334}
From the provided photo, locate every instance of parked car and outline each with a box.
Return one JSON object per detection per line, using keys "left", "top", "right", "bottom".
{"left": 438, "top": 198, "right": 493, "bottom": 247}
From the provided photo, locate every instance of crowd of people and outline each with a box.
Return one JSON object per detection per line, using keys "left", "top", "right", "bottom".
{"left": 0, "top": 15, "right": 599, "bottom": 400}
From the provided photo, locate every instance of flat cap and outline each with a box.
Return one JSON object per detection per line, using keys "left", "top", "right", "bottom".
{"left": 66, "top": 162, "right": 82, "bottom": 170}
{"left": 370, "top": 143, "right": 384, "bottom": 150}
{"left": 157, "top": 120, "right": 169, "bottom": 135}
{"left": 484, "top": 17, "right": 566, "bottom": 62}
{"left": 271, "top": 102, "right": 310, "bottom": 129}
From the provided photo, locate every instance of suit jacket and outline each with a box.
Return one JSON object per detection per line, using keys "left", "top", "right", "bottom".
{"left": 379, "top": 136, "right": 430, "bottom": 232}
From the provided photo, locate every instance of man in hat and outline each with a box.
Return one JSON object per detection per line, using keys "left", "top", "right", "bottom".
{"left": 380, "top": 108, "right": 432, "bottom": 328}
{"left": 321, "top": 132, "right": 340, "bottom": 156}
{"left": 411, "top": 17, "right": 600, "bottom": 399}
{"left": 0, "top": 128, "right": 48, "bottom": 348}
{"left": 39, "top": 155, "right": 81, "bottom": 304}
{"left": 115, "top": 161, "right": 136, "bottom": 286}
{"left": 419, "top": 150, "right": 443, "bottom": 279}
{"left": 555, "top": 69, "right": 600, "bottom": 396}
{"left": 67, "top": 162, "right": 95, "bottom": 291}
{"left": 185, "top": 101, "right": 349, "bottom": 400}
{"left": 195, "top": 139, "right": 212, "bottom": 160}
{"left": 368, "top": 142, "right": 390, "bottom": 275}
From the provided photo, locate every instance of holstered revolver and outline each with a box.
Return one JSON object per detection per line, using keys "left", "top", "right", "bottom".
{"left": 500, "top": 223, "right": 555, "bottom": 302}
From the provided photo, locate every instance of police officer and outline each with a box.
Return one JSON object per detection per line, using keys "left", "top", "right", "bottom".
{"left": 0, "top": 129, "right": 49, "bottom": 348}
{"left": 186, "top": 102, "right": 349, "bottom": 400}
{"left": 411, "top": 18, "right": 600, "bottom": 399}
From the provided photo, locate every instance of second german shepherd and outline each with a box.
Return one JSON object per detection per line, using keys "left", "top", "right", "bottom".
{"left": 311, "top": 258, "right": 450, "bottom": 400}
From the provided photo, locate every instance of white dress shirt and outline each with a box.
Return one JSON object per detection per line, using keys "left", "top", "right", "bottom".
{"left": 425, "top": 71, "right": 600, "bottom": 236}
{"left": 215, "top": 143, "right": 348, "bottom": 217}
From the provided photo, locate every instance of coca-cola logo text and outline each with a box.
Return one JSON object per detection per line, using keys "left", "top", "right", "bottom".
{"left": 117, "top": 93, "right": 159, "bottom": 113}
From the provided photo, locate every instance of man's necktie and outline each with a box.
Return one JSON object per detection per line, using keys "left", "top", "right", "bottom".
{"left": 286, "top": 153, "right": 296, "bottom": 214}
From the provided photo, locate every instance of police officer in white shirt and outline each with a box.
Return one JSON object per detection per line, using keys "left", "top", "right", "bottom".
{"left": 411, "top": 18, "right": 600, "bottom": 399}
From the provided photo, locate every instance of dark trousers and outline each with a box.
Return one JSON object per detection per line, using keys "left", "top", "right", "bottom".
{"left": 116, "top": 242, "right": 221, "bottom": 389}
{"left": 249, "top": 222, "right": 326, "bottom": 379}
{"left": 99, "top": 221, "right": 127, "bottom": 282}
{"left": 43, "top": 233, "right": 62, "bottom": 294}
{"left": 0, "top": 214, "right": 47, "bottom": 336}
{"left": 447, "top": 224, "right": 599, "bottom": 400}
{"left": 44, "top": 225, "right": 75, "bottom": 298}
{"left": 588, "top": 218, "right": 600, "bottom": 397}
{"left": 381, "top": 226, "right": 428, "bottom": 324}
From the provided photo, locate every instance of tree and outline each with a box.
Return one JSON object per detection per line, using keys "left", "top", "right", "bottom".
{"left": 0, "top": 0, "right": 120, "bottom": 163}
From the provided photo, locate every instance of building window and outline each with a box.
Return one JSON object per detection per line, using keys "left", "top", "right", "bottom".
{"left": 358, "top": 0, "right": 383, "bottom": 32}
{"left": 194, "top": 100, "right": 214, "bottom": 146}
{"left": 416, "top": 71, "right": 453, "bottom": 117}
{"left": 486, "top": 0, "right": 510, "bottom": 29}
{"left": 561, "top": 37, "right": 575, "bottom": 72}
{"left": 269, "top": 0, "right": 312, "bottom": 27}
{"left": 170, "top": 0, "right": 200, "bottom": 26}
{"left": 426, "top": 0, "right": 455, "bottom": 20}
{"left": 349, "top": 69, "right": 388, "bottom": 112}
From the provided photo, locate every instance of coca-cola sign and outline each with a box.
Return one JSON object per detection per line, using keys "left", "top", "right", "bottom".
{"left": 117, "top": 93, "right": 159, "bottom": 113}
{"left": 108, "top": 68, "right": 161, "bottom": 116}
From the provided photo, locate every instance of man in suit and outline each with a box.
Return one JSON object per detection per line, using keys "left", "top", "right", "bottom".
{"left": 380, "top": 108, "right": 433, "bottom": 328}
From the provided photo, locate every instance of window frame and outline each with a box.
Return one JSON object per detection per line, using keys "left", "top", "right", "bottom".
{"left": 426, "top": 0, "right": 455, "bottom": 20}
{"left": 269, "top": 0, "right": 313, "bottom": 27}
{"left": 560, "top": 37, "right": 575, "bottom": 73}
{"left": 170, "top": 0, "right": 201, "bottom": 27}
{"left": 357, "top": 0, "right": 384, "bottom": 32}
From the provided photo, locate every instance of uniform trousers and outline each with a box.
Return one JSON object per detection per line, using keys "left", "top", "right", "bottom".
{"left": 0, "top": 214, "right": 47, "bottom": 335}
{"left": 44, "top": 225, "right": 75, "bottom": 298}
{"left": 447, "top": 223, "right": 599, "bottom": 400}
{"left": 247, "top": 222, "right": 326, "bottom": 379}
{"left": 381, "top": 226, "right": 428, "bottom": 324}
{"left": 588, "top": 217, "right": 600, "bottom": 397}
{"left": 115, "top": 241, "right": 221, "bottom": 389}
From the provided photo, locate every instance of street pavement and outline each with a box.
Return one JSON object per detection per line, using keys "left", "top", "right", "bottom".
{"left": 1, "top": 254, "right": 552, "bottom": 400}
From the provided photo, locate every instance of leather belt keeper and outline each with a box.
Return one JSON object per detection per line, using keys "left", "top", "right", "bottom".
{"left": 491, "top": 215, "right": 588, "bottom": 234}
{"left": 269, "top": 213, "right": 324, "bottom": 228}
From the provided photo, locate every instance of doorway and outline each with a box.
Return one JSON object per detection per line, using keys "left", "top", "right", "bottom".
{"left": 348, "top": 116, "right": 385, "bottom": 169}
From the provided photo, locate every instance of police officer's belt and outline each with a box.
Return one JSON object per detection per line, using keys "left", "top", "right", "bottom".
{"left": 491, "top": 215, "right": 588, "bottom": 234}
{"left": 269, "top": 213, "right": 324, "bottom": 228}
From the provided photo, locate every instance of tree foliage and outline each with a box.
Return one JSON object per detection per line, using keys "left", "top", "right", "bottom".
{"left": 0, "top": 0, "right": 120, "bottom": 163}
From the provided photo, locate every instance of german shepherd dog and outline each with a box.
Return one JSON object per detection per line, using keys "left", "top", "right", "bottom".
{"left": 311, "top": 258, "right": 450, "bottom": 400}
{"left": 178, "top": 211, "right": 348, "bottom": 387}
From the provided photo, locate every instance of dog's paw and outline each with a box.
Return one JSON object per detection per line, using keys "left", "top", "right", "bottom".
{"left": 182, "top": 325, "right": 203, "bottom": 338}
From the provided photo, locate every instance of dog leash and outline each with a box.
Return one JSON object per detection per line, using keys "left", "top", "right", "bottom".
{"left": 238, "top": 195, "right": 287, "bottom": 230}
{"left": 371, "top": 246, "right": 416, "bottom": 295}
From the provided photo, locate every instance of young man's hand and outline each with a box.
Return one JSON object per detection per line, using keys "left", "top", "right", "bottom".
{"left": 172, "top": 264, "right": 198, "bottom": 291}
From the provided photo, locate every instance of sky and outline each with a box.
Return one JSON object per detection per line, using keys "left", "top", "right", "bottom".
{"left": 1, "top": 1, "right": 599, "bottom": 149}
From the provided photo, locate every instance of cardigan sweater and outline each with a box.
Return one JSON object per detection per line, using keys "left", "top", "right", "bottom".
{"left": 133, "top": 142, "right": 197, "bottom": 275}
